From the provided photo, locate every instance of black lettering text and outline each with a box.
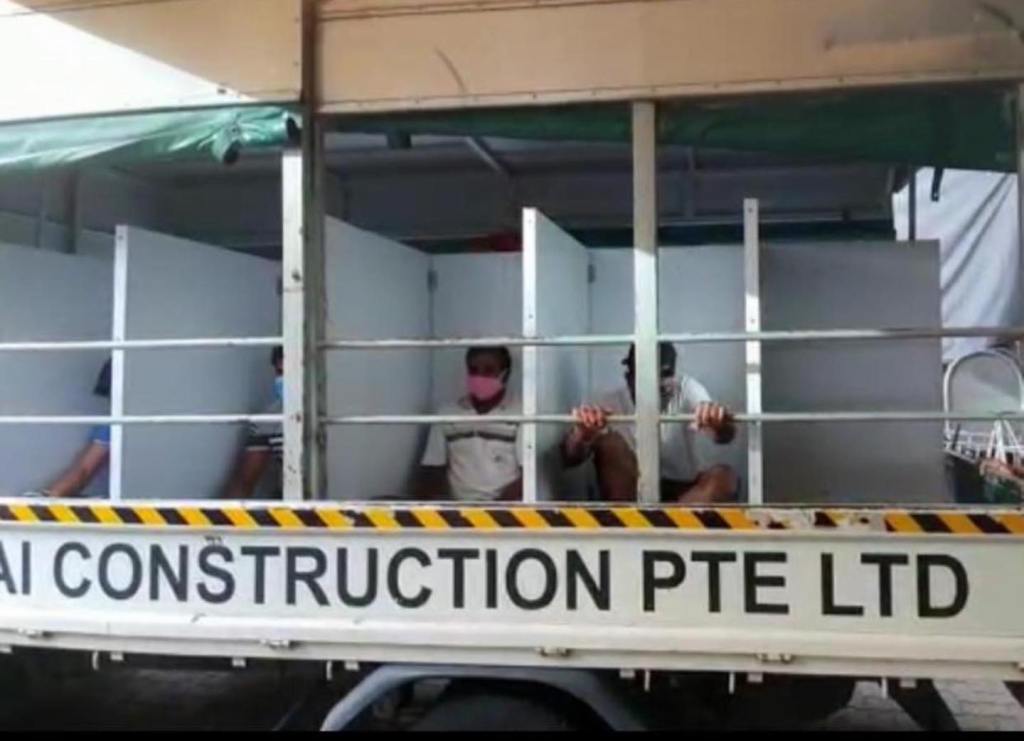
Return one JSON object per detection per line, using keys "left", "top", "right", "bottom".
{"left": 197, "top": 546, "right": 235, "bottom": 604}
{"left": 286, "top": 548, "right": 328, "bottom": 606}
{"left": 643, "top": 551, "right": 686, "bottom": 612}
{"left": 240, "top": 546, "right": 281, "bottom": 605}
{"left": 387, "top": 549, "right": 432, "bottom": 609}
{"left": 98, "top": 544, "right": 143, "bottom": 601}
{"left": 485, "top": 549, "right": 498, "bottom": 609}
{"left": 918, "top": 554, "right": 969, "bottom": 618}
{"left": 336, "top": 548, "right": 377, "bottom": 607}
{"left": 821, "top": 554, "right": 864, "bottom": 616}
{"left": 54, "top": 542, "right": 91, "bottom": 598}
{"left": 861, "top": 553, "right": 909, "bottom": 617}
{"left": 507, "top": 549, "right": 558, "bottom": 610}
{"left": 0, "top": 543, "right": 15, "bottom": 595}
{"left": 20, "top": 542, "right": 30, "bottom": 596}
{"left": 692, "top": 551, "right": 737, "bottom": 613}
{"left": 567, "top": 550, "right": 610, "bottom": 611}
{"left": 149, "top": 545, "right": 188, "bottom": 602}
{"left": 438, "top": 549, "right": 479, "bottom": 609}
{"left": 744, "top": 552, "right": 788, "bottom": 615}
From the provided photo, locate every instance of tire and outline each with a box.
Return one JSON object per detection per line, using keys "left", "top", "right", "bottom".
{"left": 723, "top": 675, "right": 856, "bottom": 729}
{"left": 0, "top": 658, "right": 32, "bottom": 715}
{"left": 410, "top": 687, "right": 580, "bottom": 732}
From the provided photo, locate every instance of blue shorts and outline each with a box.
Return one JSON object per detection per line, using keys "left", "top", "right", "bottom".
{"left": 89, "top": 424, "right": 111, "bottom": 446}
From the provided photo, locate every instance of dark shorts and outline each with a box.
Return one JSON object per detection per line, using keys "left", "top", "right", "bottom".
{"left": 660, "top": 478, "right": 698, "bottom": 503}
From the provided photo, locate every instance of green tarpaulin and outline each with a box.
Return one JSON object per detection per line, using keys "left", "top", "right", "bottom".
{"left": 0, "top": 106, "right": 297, "bottom": 173}
{"left": 0, "top": 86, "right": 1015, "bottom": 174}
{"left": 334, "top": 86, "right": 1019, "bottom": 172}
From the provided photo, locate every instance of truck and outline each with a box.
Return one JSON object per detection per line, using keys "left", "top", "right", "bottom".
{"left": 0, "top": 0, "right": 1022, "bottom": 731}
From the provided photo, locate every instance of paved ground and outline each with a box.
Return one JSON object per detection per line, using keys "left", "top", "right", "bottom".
{"left": 0, "top": 666, "right": 1021, "bottom": 731}
{"left": 813, "top": 681, "right": 1024, "bottom": 732}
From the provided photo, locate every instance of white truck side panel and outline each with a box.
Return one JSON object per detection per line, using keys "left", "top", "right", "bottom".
{"left": 0, "top": 516, "right": 1019, "bottom": 680}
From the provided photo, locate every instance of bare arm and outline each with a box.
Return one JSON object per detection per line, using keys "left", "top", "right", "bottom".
{"left": 223, "top": 448, "right": 272, "bottom": 500}
{"left": 694, "top": 402, "right": 736, "bottom": 445}
{"left": 46, "top": 442, "right": 109, "bottom": 499}
{"left": 562, "top": 405, "right": 611, "bottom": 468}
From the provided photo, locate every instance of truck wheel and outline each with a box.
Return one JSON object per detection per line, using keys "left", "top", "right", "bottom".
{"left": 0, "top": 658, "right": 32, "bottom": 714}
{"left": 410, "top": 687, "right": 580, "bottom": 732}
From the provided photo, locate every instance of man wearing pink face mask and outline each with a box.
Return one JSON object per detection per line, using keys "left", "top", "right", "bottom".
{"left": 562, "top": 342, "right": 737, "bottom": 504}
{"left": 416, "top": 346, "right": 523, "bottom": 502}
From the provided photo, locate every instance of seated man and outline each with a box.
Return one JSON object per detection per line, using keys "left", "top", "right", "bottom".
{"left": 34, "top": 359, "right": 113, "bottom": 498}
{"left": 223, "top": 346, "right": 284, "bottom": 499}
{"left": 416, "top": 346, "right": 522, "bottom": 502}
{"left": 562, "top": 342, "right": 737, "bottom": 504}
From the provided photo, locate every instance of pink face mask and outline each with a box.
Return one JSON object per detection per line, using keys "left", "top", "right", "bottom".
{"left": 467, "top": 374, "right": 505, "bottom": 402}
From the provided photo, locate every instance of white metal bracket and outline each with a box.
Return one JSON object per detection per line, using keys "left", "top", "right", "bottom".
{"left": 260, "top": 639, "right": 293, "bottom": 652}
{"left": 17, "top": 628, "right": 48, "bottom": 641}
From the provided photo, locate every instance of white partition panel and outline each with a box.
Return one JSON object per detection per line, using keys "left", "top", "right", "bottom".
{"left": 325, "top": 218, "right": 431, "bottom": 500}
{"left": 119, "top": 228, "right": 279, "bottom": 500}
{"left": 590, "top": 247, "right": 748, "bottom": 496}
{"left": 430, "top": 253, "right": 522, "bottom": 411}
{"left": 660, "top": 249, "right": 748, "bottom": 481}
{"left": 589, "top": 250, "right": 634, "bottom": 398}
{"left": 0, "top": 244, "right": 112, "bottom": 497}
{"left": 762, "top": 241, "right": 946, "bottom": 504}
{"left": 524, "top": 210, "right": 590, "bottom": 501}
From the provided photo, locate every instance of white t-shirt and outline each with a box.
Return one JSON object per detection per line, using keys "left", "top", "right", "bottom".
{"left": 596, "top": 374, "right": 712, "bottom": 482}
{"left": 421, "top": 395, "right": 523, "bottom": 501}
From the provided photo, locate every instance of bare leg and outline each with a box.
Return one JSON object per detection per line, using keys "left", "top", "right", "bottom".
{"left": 677, "top": 465, "right": 738, "bottom": 505}
{"left": 592, "top": 432, "right": 638, "bottom": 502}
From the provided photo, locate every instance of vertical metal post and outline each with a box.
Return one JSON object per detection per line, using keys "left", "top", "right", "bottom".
{"left": 1017, "top": 86, "right": 1024, "bottom": 364}
{"left": 281, "top": 150, "right": 305, "bottom": 502}
{"left": 280, "top": 0, "right": 327, "bottom": 502}
{"left": 281, "top": 122, "right": 325, "bottom": 502}
{"left": 908, "top": 167, "right": 918, "bottom": 241}
{"left": 522, "top": 208, "right": 539, "bottom": 503}
{"left": 632, "top": 101, "right": 660, "bottom": 504}
{"left": 109, "top": 226, "right": 129, "bottom": 501}
{"left": 744, "top": 200, "right": 764, "bottom": 505}
{"left": 308, "top": 122, "right": 328, "bottom": 502}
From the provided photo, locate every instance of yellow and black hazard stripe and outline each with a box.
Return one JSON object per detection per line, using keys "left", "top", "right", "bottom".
{"left": 0, "top": 502, "right": 1021, "bottom": 535}
{"left": 880, "top": 510, "right": 1024, "bottom": 536}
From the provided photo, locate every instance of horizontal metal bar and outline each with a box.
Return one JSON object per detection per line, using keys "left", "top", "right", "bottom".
{"left": 323, "top": 414, "right": 619, "bottom": 425}
{"left": 661, "top": 326, "right": 1024, "bottom": 345}
{"left": 323, "top": 326, "right": 1024, "bottom": 351}
{"left": 0, "top": 415, "right": 282, "bottom": 426}
{"left": 322, "top": 335, "right": 633, "bottom": 350}
{"left": 0, "top": 337, "right": 283, "bottom": 353}
{"left": 324, "top": 411, "right": 1024, "bottom": 426}
{"left": 696, "top": 412, "right": 1024, "bottom": 423}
